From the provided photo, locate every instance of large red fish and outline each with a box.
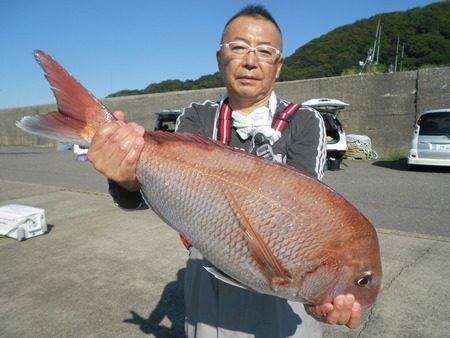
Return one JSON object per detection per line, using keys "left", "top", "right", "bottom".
{"left": 17, "top": 50, "right": 382, "bottom": 306}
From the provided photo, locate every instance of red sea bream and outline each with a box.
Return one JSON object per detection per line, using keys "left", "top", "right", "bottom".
{"left": 17, "top": 50, "right": 383, "bottom": 306}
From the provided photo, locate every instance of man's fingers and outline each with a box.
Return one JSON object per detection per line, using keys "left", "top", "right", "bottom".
{"left": 129, "top": 123, "right": 145, "bottom": 136}
{"left": 325, "top": 294, "right": 355, "bottom": 325}
{"left": 90, "top": 124, "right": 136, "bottom": 171}
{"left": 110, "top": 125, "right": 138, "bottom": 155}
{"left": 124, "top": 137, "right": 145, "bottom": 164}
{"left": 347, "top": 302, "right": 362, "bottom": 329}
{"left": 113, "top": 110, "right": 126, "bottom": 122}
{"left": 87, "top": 117, "right": 145, "bottom": 189}
{"left": 113, "top": 135, "right": 145, "bottom": 192}
{"left": 309, "top": 295, "right": 362, "bottom": 329}
{"left": 113, "top": 127, "right": 144, "bottom": 172}
{"left": 325, "top": 295, "right": 344, "bottom": 324}
{"left": 315, "top": 303, "right": 333, "bottom": 318}
{"left": 89, "top": 121, "right": 122, "bottom": 152}
{"left": 335, "top": 294, "right": 354, "bottom": 325}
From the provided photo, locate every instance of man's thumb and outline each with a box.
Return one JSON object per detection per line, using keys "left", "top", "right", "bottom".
{"left": 113, "top": 110, "right": 126, "bottom": 122}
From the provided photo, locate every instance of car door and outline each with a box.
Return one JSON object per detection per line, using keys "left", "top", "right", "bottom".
{"left": 417, "top": 112, "right": 450, "bottom": 159}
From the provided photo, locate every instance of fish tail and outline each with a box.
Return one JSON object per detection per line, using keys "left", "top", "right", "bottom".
{"left": 16, "top": 50, "right": 115, "bottom": 146}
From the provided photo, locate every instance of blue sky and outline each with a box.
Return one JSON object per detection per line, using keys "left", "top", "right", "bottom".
{"left": 0, "top": 0, "right": 438, "bottom": 109}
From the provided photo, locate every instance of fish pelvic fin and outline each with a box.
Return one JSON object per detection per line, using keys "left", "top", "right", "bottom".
{"left": 16, "top": 50, "right": 115, "bottom": 146}
{"left": 224, "top": 188, "right": 294, "bottom": 290}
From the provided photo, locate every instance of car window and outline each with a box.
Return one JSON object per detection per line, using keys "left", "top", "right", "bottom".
{"left": 154, "top": 112, "right": 181, "bottom": 132}
{"left": 419, "top": 112, "right": 450, "bottom": 136}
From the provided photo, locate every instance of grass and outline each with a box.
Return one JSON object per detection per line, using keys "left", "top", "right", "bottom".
{"left": 385, "top": 148, "right": 408, "bottom": 161}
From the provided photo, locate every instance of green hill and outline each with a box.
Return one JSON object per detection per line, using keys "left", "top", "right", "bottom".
{"left": 108, "top": 1, "right": 450, "bottom": 98}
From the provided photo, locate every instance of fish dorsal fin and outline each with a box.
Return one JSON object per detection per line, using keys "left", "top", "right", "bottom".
{"left": 224, "top": 188, "right": 293, "bottom": 289}
{"left": 147, "top": 130, "right": 219, "bottom": 146}
{"left": 148, "top": 131, "right": 252, "bottom": 156}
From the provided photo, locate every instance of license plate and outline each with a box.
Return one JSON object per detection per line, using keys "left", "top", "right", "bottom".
{"left": 436, "top": 144, "right": 450, "bottom": 151}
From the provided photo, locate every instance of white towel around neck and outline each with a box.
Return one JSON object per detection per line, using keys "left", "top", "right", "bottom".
{"left": 231, "top": 92, "right": 281, "bottom": 144}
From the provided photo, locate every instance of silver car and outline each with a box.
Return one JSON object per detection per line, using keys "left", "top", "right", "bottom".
{"left": 407, "top": 109, "right": 450, "bottom": 168}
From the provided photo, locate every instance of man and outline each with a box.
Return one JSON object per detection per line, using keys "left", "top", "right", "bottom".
{"left": 88, "top": 5, "right": 364, "bottom": 337}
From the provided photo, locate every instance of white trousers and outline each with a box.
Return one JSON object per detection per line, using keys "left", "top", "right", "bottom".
{"left": 184, "top": 247, "right": 323, "bottom": 338}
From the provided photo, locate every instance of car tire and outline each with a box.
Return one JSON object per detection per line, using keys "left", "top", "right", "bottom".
{"left": 327, "top": 158, "right": 341, "bottom": 171}
{"left": 334, "top": 159, "right": 341, "bottom": 170}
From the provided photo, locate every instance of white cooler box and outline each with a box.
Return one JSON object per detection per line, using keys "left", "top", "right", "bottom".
{"left": 0, "top": 204, "right": 47, "bottom": 241}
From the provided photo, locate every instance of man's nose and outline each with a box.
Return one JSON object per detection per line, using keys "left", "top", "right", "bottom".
{"left": 242, "top": 50, "right": 258, "bottom": 69}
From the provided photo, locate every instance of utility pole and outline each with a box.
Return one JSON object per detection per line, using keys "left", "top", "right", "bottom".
{"left": 371, "top": 20, "right": 378, "bottom": 63}
{"left": 400, "top": 43, "right": 405, "bottom": 72}
{"left": 376, "top": 24, "right": 381, "bottom": 64}
{"left": 359, "top": 19, "right": 382, "bottom": 74}
{"left": 394, "top": 37, "right": 400, "bottom": 72}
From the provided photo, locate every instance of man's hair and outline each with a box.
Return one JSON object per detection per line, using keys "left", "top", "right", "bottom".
{"left": 222, "top": 4, "right": 282, "bottom": 42}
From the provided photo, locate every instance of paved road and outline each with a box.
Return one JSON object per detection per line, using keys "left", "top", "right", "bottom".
{"left": 1, "top": 145, "right": 450, "bottom": 337}
{"left": 1, "top": 145, "right": 449, "bottom": 237}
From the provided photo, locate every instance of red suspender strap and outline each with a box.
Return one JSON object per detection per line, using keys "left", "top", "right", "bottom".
{"left": 179, "top": 234, "right": 191, "bottom": 250}
{"left": 218, "top": 100, "right": 301, "bottom": 145}
{"left": 272, "top": 102, "right": 301, "bottom": 132}
{"left": 219, "top": 98, "right": 233, "bottom": 145}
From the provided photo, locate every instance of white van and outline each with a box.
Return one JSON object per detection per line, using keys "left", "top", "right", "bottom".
{"left": 303, "top": 98, "right": 348, "bottom": 170}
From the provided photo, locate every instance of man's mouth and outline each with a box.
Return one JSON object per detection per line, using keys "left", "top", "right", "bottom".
{"left": 237, "top": 76, "right": 259, "bottom": 81}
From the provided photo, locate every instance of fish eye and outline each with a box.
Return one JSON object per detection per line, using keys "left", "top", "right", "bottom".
{"left": 356, "top": 271, "right": 373, "bottom": 287}
{"left": 357, "top": 277, "right": 370, "bottom": 286}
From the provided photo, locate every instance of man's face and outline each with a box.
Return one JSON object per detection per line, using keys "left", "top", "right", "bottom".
{"left": 217, "top": 16, "right": 284, "bottom": 103}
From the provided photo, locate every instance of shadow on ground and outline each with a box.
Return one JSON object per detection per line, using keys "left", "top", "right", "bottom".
{"left": 372, "top": 159, "right": 450, "bottom": 172}
{"left": 0, "top": 151, "right": 44, "bottom": 155}
{"left": 124, "top": 268, "right": 185, "bottom": 337}
{"left": 1, "top": 224, "right": 55, "bottom": 242}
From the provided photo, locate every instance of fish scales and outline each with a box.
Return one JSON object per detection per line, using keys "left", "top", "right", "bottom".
{"left": 138, "top": 139, "right": 269, "bottom": 290}
{"left": 136, "top": 133, "right": 359, "bottom": 301}
{"left": 17, "top": 50, "right": 382, "bottom": 307}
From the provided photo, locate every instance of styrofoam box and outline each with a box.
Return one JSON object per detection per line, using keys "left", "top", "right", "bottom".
{"left": 0, "top": 204, "right": 47, "bottom": 241}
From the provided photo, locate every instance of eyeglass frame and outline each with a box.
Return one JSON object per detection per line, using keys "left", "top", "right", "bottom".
{"left": 219, "top": 41, "right": 282, "bottom": 63}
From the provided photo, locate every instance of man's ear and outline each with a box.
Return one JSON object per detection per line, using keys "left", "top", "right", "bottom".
{"left": 216, "top": 50, "right": 223, "bottom": 72}
{"left": 275, "top": 55, "right": 284, "bottom": 80}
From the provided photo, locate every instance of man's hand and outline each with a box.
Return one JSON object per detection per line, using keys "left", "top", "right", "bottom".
{"left": 88, "top": 110, "right": 145, "bottom": 192}
{"left": 305, "top": 294, "right": 362, "bottom": 329}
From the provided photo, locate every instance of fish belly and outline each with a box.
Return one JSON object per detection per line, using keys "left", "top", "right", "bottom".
{"left": 137, "top": 157, "right": 275, "bottom": 294}
{"left": 135, "top": 140, "right": 335, "bottom": 300}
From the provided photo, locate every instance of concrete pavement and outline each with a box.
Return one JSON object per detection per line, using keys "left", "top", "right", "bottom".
{"left": 1, "top": 145, "right": 449, "bottom": 337}
{"left": 2, "top": 146, "right": 449, "bottom": 237}
{"left": 0, "top": 180, "right": 187, "bottom": 337}
{"left": 1, "top": 179, "right": 449, "bottom": 337}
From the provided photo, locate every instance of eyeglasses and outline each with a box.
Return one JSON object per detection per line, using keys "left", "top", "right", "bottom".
{"left": 220, "top": 41, "right": 281, "bottom": 62}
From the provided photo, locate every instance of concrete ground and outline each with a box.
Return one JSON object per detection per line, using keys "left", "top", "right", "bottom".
{"left": 1, "top": 146, "right": 449, "bottom": 337}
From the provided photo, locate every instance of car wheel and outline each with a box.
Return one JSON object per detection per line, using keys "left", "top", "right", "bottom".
{"left": 334, "top": 158, "right": 341, "bottom": 170}
{"left": 327, "top": 157, "right": 341, "bottom": 171}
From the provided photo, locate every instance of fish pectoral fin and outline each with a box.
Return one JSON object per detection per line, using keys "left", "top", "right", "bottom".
{"left": 224, "top": 188, "right": 293, "bottom": 288}
{"left": 203, "top": 266, "right": 249, "bottom": 290}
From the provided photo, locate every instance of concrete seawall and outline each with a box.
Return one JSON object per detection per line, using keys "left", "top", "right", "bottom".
{"left": 1, "top": 67, "right": 449, "bottom": 157}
